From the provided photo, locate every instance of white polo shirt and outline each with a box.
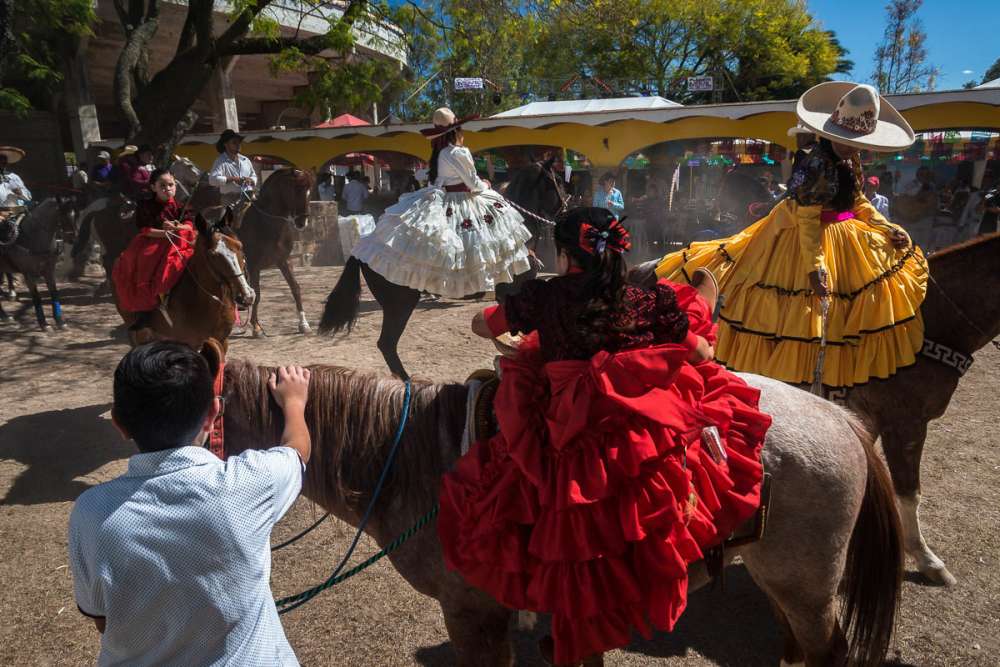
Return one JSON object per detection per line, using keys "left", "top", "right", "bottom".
{"left": 68, "top": 445, "right": 304, "bottom": 667}
{"left": 342, "top": 179, "right": 369, "bottom": 212}
{"left": 208, "top": 153, "right": 258, "bottom": 196}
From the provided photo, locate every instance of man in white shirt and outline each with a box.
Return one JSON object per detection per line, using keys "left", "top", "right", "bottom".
{"left": 208, "top": 129, "right": 258, "bottom": 203}
{"left": 0, "top": 146, "right": 32, "bottom": 207}
{"left": 342, "top": 171, "right": 370, "bottom": 213}
{"left": 68, "top": 342, "right": 312, "bottom": 666}
{"left": 864, "top": 175, "right": 890, "bottom": 218}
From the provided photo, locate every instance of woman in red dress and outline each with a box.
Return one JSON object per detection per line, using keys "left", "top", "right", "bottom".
{"left": 112, "top": 169, "right": 196, "bottom": 329}
{"left": 438, "top": 207, "right": 773, "bottom": 666}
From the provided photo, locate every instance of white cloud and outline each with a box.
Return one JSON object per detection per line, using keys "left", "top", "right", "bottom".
{"left": 962, "top": 69, "right": 975, "bottom": 74}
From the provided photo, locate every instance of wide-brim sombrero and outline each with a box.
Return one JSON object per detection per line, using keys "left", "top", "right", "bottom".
{"left": 419, "top": 107, "right": 478, "bottom": 139}
{"left": 0, "top": 146, "right": 26, "bottom": 164}
{"left": 796, "top": 81, "right": 914, "bottom": 152}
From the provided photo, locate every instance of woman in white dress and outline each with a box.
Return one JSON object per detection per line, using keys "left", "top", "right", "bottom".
{"left": 351, "top": 108, "right": 532, "bottom": 298}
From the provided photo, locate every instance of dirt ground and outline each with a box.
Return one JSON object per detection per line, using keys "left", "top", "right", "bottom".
{"left": 1, "top": 264, "right": 997, "bottom": 666}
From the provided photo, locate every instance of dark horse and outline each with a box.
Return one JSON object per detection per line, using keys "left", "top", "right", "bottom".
{"left": 234, "top": 168, "right": 313, "bottom": 337}
{"left": 0, "top": 199, "right": 76, "bottom": 329}
{"left": 220, "top": 359, "right": 901, "bottom": 666}
{"left": 318, "top": 159, "right": 567, "bottom": 379}
{"left": 632, "top": 231, "right": 1000, "bottom": 587}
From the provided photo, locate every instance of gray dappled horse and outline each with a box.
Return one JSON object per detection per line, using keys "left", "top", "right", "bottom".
{"left": 221, "top": 358, "right": 901, "bottom": 667}
{"left": 319, "top": 159, "right": 567, "bottom": 379}
{"left": 0, "top": 198, "right": 76, "bottom": 329}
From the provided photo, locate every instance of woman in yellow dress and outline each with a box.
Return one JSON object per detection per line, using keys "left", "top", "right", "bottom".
{"left": 656, "top": 82, "right": 927, "bottom": 389}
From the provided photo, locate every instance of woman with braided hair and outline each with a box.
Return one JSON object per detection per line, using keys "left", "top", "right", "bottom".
{"left": 656, "top": 82, "right": 927, "bottom": 389}
{"left": 439, "top": 206, "right": 772, "bottom": 665}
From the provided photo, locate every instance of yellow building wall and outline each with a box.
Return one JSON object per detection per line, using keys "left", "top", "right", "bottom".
{"left": 175, "top": 103, "right": 999, "bottom": 171}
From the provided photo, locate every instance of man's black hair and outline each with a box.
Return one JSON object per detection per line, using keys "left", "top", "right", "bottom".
{"left": 113, "top": 341, "right": 214, "bottom": 453}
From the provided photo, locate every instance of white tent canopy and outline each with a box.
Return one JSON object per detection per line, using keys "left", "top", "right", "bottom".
{"left": 491, "top": 96, "right": 681, "bottom": 118}
{"left": 976, "top": 77, "right": 999, "bottom": 89}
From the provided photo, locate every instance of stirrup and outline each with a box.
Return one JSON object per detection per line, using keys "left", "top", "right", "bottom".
{"left": 158, "top": 299, "right": 173, "bottom": 328}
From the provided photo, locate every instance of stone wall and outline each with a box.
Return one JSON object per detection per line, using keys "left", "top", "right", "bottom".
{"left": 290, "top": 200, "right": 344, "bottom": 266}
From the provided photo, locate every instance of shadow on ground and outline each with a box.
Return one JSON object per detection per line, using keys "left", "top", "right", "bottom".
{"left": 0, "top": 402, "right": 127, "bottom": 505}
{"left": 413, "top": 566, "right": 781, "bottom": 666}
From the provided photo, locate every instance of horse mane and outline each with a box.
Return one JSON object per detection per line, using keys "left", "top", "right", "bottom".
{"left": 222, "top": 360, "right": 468, "bottom": 515}
{"left": 927, "top": 231, "right": 1000, "bottom": 261}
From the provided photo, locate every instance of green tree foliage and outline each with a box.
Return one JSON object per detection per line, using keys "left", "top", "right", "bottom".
{"left": 392, "top": 0, "right": 844, "bottom": 119}
{"left": 983, "top": 57, "right": 1000, "bottom": 85}
{"left": 0, "top": 0, "right": 94, "bottom": 116}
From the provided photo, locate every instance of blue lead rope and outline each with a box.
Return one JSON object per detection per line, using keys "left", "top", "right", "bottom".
{"left": 276, "top": 380, "right": 413, "bottom": 615}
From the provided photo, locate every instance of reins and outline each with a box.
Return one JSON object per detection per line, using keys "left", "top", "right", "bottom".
{"left": 273, "top": 380, "right": 438, "bottom": 615}
{"left": 163, "top": 227, "right": 244, "bottom": 308}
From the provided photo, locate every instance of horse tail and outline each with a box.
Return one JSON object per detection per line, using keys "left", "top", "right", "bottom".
{"left": 841, "top": 416, "right": 902, "bottom": 667}
{"left": 319, "top": 255, "right": 362, "bottom": 334}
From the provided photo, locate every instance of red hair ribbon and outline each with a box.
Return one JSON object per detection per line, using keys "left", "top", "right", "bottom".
{"left": 579, "top": 218, "right": 631, "bottom": 255}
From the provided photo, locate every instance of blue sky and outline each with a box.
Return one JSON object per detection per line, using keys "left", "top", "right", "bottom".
{"left": 806, "top": 0, "right": 999, "bottom": 89}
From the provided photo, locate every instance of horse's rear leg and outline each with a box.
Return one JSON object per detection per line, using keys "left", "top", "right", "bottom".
{"left": 881, "top": 422, "right": 956, "bottom": 586}
{"left": 276, "top": 259, "right": 310, "bottom": 334}
{"left": 4, "top": 272, "right": 15, "bottom": 299}
{"left": 22, "top": 273, "right": 48, "bottom": 330}
{"left": 439, "top": 598, "right": 514, "bottom": 667}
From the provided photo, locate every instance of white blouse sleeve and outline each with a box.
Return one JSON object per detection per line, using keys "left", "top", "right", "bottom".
{"left": 208, "top": 156, "right": 228, "bottom": 188}
{"left": 451, "top": 147, "right": 486, "bottom": 193}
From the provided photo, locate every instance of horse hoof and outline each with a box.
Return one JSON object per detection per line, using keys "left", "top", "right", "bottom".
{"left": 55, "top": 321, "right": 67, "bottom": 331}
{"left": 252, "top": 327, "right": 266, "bottom": 339}
{"left": 920, "top": 563, "right": 958, "bottom": 587}
{"left": 298, "top": 323, "right": 312, "bottom": 334}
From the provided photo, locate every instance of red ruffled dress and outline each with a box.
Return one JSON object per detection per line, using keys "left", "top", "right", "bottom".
{"left": 438, "top": 274, "right": 772, "bottom": 664}
{"left": 112, "top": 197, "right": 196, "bottom": 312}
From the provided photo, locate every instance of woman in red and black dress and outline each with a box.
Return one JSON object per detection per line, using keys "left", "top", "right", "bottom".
{"left": 439, "top": 207, "right": 772, "bottom": 666}
{"left": 112, "top": 169, "right": 196, "bottom": 329}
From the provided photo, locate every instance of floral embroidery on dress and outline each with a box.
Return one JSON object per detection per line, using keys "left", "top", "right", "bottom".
{"left": 493, "top": 202, "right": 504, "bottom": 210}
{"left": 484, "top": 214, "right": 495, "bottom": 225}
{"left": 461, "top": 219, "right": 473, "bottom": 230}
{"left": 445, "top": 206, "right": 453, "bottom": 217}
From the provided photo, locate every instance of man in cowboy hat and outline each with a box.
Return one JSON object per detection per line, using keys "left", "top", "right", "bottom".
{"left": 208, "top": 129, "right": 257, "bottom": 206}
{"left": 0, "top": 146, "right": 32, "bottom": 208}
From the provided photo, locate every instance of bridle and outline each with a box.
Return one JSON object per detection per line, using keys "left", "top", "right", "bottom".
{"left": 489, "top": 161, "right": 570, "bottom": 228}
{"left": 163, "top": 226, "right": 248, "bottom": 307}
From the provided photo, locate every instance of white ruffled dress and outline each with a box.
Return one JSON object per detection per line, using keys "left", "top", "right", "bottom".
{"left": 352, "top": 145, "right": 532, "bottom": 298}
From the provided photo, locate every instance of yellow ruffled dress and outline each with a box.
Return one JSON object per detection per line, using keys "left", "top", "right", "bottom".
{"left": 655, "top": 197, "right": 927, "bottom": 388}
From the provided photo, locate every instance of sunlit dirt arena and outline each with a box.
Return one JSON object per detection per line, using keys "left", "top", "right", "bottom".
{"left": 1, "top": 265, "right": 997, "bottom": 666}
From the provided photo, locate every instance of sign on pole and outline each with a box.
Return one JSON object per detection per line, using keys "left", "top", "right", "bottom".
{"left": 687, "top": 76, "right": 714, "bottom": 92}
{"left": 454, "top": 78, "right": 484, "bottom": 92}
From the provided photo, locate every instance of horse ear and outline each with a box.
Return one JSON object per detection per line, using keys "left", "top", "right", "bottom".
{"left": 200, "top": 337, "right": 225, "bottom": 382}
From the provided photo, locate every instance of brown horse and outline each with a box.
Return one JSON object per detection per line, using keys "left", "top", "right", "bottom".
{"left": 117, "top": 210, "right": 256, "bottom": 352}
{"left": 74, "top": 158, "right": 220, "bottom": 292}
{"left": 631, "top": 231, "right": 1000, "bottom": 587}
{"left": 0, "top": 198, "right": 77, "bottom": 329}
{"left": 220, "top": 361, "right": 900, "bottom": 666}
{"left": 233, "top": 168, "right": 313, "bottom": 337}
{"left": 845, "top": 232, "right": 1000, "bottom": 586}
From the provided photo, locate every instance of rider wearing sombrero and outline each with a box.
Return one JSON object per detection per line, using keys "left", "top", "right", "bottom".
{"left": 208, "top": 129, "right": 258, "bottom": 216}
{"left": 656, "top": 82, "right": 927, "bottom": 389}
{"left": 0, "top": 146, "right": 32, "bottom": 209}
{"left": 351, "top": 108, "right": 533, "bottom": 298}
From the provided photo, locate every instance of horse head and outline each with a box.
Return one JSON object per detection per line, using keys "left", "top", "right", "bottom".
{"left": 194, "top": 209, "right": 256, "bottom": 308}
{"left": 169, "top": 156, "right": 203, "bottom": 198}
{"left": 259, "top": 168, "right": 312, "bottom": 230}
{"left": 716, "top": 169, "right": 774, "bottom": 228}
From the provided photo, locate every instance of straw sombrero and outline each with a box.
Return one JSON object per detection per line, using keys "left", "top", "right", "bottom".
{"left": 419, "top": 108, "right": 476, "bottom": 139}
{"left": 795, "top": 81, "right": 914, "bottom": 152}
{"left": 0, "top": 146, "right": 25, "bottom": 164}
{"left": 118, "top": 145, "right": 138, "bottom": 157}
